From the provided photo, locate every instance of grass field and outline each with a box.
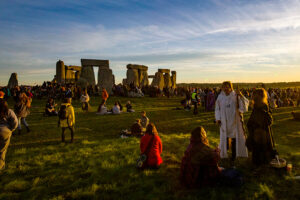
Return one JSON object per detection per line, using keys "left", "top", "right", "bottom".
{"left": 0, "top": 96, "right": 300, "bottom": 200}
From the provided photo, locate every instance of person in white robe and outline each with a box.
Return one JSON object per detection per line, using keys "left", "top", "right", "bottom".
{"left": 215, "top": 81, "right": 249, "bottom": 162}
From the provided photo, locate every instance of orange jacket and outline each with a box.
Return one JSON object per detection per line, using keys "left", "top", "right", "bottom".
{"left": 102, "top": 89, "right": 109, "bottom": 100}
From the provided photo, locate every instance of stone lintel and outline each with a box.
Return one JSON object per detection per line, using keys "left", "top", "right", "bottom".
{"left": 81, "top": 59, "right": 109, "bottom": 67}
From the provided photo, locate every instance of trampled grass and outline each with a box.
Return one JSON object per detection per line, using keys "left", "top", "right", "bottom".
{"left": 0, "top": 96, "right": 300, "bottom": 200}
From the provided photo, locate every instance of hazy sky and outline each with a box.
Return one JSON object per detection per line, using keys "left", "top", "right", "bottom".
{"left": 0, "top": 0, "right": 300, "bottom": 85}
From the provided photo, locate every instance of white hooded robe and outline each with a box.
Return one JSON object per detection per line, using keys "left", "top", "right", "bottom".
{"left": 215, "top": 91, "right": 249, "bottom": 158}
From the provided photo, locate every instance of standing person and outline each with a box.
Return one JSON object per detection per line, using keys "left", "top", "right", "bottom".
{"left": 140, "top": 123, "right": 163, "bottom": 169}
{"left": 101, "top": 87, "right": 109, "bottom": 104}
{"left": 0, "top": 98, "right": 18, "bottom": 170}
{"left": 191, "top": 89, "right": 199, "bottom": 115}
{"left": 215, "top": 81, "right": 249, "bottom": 164}
{"left": 247, "top": 88, "right": 276, "bottom": 165}
{"left": 58, "top": 98, "right": 75, "bottom": 143}
{"left": 14, "top": 93, "right": 31, "bottom": 135}
{"left": 80, "top": 90, "right": 90, "bottom": 112}
{"left": 140, "top": 111, "right": 149, "bottom": 132}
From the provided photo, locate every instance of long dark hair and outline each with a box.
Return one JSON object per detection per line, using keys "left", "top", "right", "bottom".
{"left": 145, "top": 123, "right": 158, "bottom": 135}
{"left": 0, "top": 99, "right": 9, "bottom": 119}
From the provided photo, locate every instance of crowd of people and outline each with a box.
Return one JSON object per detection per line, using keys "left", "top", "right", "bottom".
{"left": 182, "top": 86, "right": 300, "bottom": 115}
{"left": 0, "top": 81, "right": 296, "bottom": 189}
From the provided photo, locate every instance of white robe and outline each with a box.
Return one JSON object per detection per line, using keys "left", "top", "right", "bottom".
{"left": 215, "top": 91, "right": 249, "bottom": 158}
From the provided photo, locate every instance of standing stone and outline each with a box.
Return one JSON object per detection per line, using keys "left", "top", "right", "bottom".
{"left": 139, "top": 70, "right": 149, "bottom": 87}
{"left": 56, "top": 60, "right": 65, "bottom": 83}
{"left": 171, "top": 71, "right": 176, "bottom": 88}
{"left": 65, "top": 70, "right": 76, "bottom": 83}
{"left": 7, "top": 73, "right": 18, "bottom": 89}
{"left": 164, "top": 73, "right": 172, "bottom": 88}
{"left": 98, "top": 68, "right": 115, "bottom": 94}
{"left": 151, "top": 72, "right": 164, "bottom": 90}
{"left": 80, "top": 66, "right": 95, "bottom": 85}
{"left": 126, "top": 68, "right": 139, "bottom": 86}
{"left": 77, "top": 77, "right": 89, "bottom": 89}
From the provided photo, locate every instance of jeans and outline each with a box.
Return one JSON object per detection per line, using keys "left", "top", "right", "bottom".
{"left": 18, "top": 118, "right": 29, "bottom": 130}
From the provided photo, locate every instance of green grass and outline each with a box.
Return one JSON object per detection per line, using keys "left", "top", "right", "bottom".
{"left": 0, "top": 96, "right": 300, "bottom": 200}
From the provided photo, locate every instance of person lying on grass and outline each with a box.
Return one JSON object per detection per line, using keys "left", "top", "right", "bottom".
{"left": 180, "top": 126, "right": 221, "bottom": 188}
{"left": 140, "top": 123, "right": 163, "bottom": 169}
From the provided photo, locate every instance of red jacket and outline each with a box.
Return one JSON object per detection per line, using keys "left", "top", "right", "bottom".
{"left": 140, "top": 134, "right": 163, "bottom": 167}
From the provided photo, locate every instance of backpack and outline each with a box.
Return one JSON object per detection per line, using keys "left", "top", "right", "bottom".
{"left": 58, "top": 105, "right": 69, "bottom": 120}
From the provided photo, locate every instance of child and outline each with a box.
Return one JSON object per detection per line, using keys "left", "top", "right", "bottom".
{"left": 58, "top": 98, "right": 75, "bottom": 143}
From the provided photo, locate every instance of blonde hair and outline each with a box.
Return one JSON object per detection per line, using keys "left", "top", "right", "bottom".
{"left": 222, "top": 81, "right": 233, "bottom": 90}
{"left": 253, "top": 88, "right": 268, "bottom": 108}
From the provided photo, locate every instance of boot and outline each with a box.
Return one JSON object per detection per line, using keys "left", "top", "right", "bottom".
{"left": 26, "top": 126, "right": 30, "bottom": 133}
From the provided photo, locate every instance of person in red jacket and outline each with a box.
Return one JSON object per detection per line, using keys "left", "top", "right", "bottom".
{"left": 140, "top": 123, "right": 163, "bottom": 169}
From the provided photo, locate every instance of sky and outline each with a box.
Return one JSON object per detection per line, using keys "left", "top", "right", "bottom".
{"left": 0, "top": 0, "right": 300, "bottom": 85}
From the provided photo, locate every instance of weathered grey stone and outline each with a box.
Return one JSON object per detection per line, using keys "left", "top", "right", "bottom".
{"left": 56, "top": 60, "right": 65, "bottom": 83}
{"left": 151, "top": 72, "right": 164, "bottom": 90}
{"left": 98, "top": 68, "right": 115, "bottom": 94}
{"left": 171, "top": 71, "right": 176, "bottom": 88}
{"left": 164, "top": 73, "right": 172, "bottom": 88}
{"left": 122, "top": 79, "right": 127, "bottom": 85}
{"left": 127, "top": 64, "right": 148, "bottom": 71}
{"left": 158, "top": 69, "right": 170, "bottom": 73}
{"left": 126, "top": 68, "right": 139, "bottom": 86}
{"left": 81, "top": 59, "right": 109, "bottom": 67}
{"left": 77, "top": 77, "right": 89, "bottom": 89}
{"left": 80, "top": 66, "right": 96, "bottom": 85}
{"left": 7, "top": 73, "right": 18, "bottom": 89}
{"left": 139, "top": 70, "right": 149, "bottom": 87}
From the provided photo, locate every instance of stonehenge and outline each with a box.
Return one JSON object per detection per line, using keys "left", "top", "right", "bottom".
{"left": 55, "top": 59, "right": 115, "bottom": 93}
{"left": 7, "top": 73, "right": 18, "bottom": 89}
{"left": 55, "top": 59, "right": 176, "bottom": 94}
{"left": 56, "top": 60, "right": 81, "bottom": 84}
{"left": 125, "top": 64, "right": 148, "bottom": 87}
{"left": 150, "top": 69, "right": 176, "bottom": 90}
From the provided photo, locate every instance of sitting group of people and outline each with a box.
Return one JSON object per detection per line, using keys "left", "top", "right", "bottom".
{"left": 96, "top": 101, "right": 135, "bottom": 115}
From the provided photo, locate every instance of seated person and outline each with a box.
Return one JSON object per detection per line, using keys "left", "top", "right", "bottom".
{"left": 112, "top": 102, "right": 121, "bottom": 114}
{"left": 45, "top": 98, "right": 57, "bottom": 116}
{"left": 117, "top": 101, "right": 123, "bottom": 111}
{"left": 126, "top": 101, "right": 135, "bottom": 112}
{"left": 131, "top": 119, "right": 142, "bottom": 137}
{"left": 96, "top": 102, "right": 111, "bottom": 115}
{"left": 180, "top": 126, "right": 221, "bottom": 188}
{"left": 140, "top": 123, "right": 163, "bottom": 169}
{"left": 140, "top": 111, "right": 149, "bottom": 132}
{"left": 292, "top": 111, "right": 300, "bottom": 121}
